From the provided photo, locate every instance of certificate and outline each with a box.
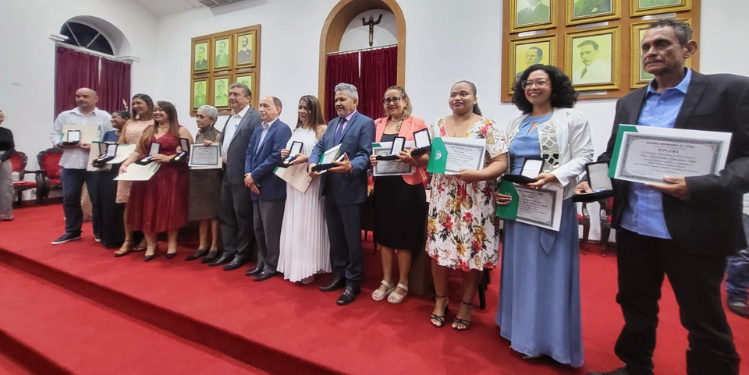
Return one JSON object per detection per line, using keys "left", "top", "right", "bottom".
{"left": 427, "top": 137, "right": 486, "bottom": 175}
{"left": 189, "top": 144, "right": 222, "bottom": 169}
{"left": 311, "top": 144, "right": 343, "bottom": 173}
{"left": 274, "top": 164, "right": 311, "bottom": 193}
{"left": 373, "top": 141, "right": 415, "bottom": 177}
{"left": 114, "top": 163, "right": 160, "bottom": 181}
{"left": 495, "top": 180, "right": 563, "bottom": 231}
{"left": 610, "top": 125, "right": 732, "bottom": 184}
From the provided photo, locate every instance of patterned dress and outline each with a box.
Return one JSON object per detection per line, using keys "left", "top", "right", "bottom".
{"left": 426, "top": 117, "right": 508, "bottom": 271}
{"left": 188, "top": 126, "right": 222, "bottom": 221}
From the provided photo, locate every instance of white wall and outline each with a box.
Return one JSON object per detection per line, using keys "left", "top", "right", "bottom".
{"left": 339, "top": 10, "right": 398, "bottom": 52}
{"left": 6, "top": 0, "right": 749, "bottom": 239}
{"left": 0, "top": 0, "right": 160, "bottom": 172}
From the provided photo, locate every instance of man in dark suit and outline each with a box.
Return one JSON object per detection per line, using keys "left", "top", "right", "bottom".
{"left": 243, "top": 96, "right": 292, "bottom": 281}
{"left": 517, "top": 0, "right": 550, "bottom": 26}
{"left": 574, "top": 0, "right": 612, "bottom": 18}
{"left": 581, "top": 19, "right": 748, "bottom": 375}
{"left": 309, "top": 83, "right": 374, "bottom": 305}
{"left": 209, "top": 83, "right": 261, "bottom": 271}
{"left": 195, "top": 46, "right": 208, "bottom": 70}
{"left": 237, "top": 36, "right": 252, "bottom": 65}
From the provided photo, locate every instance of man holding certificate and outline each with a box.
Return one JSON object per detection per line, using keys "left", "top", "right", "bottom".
{"left": 243, "top": 96, "right": 292, "bottom": 281}
{"left": 309, "top": 83, "right": 374, "bottom": 305}
{"left": 581, "top": 20, "right": 749, "bottom": 375}
{"left": 50, "top": 88, "right": 112, "bottom": 245}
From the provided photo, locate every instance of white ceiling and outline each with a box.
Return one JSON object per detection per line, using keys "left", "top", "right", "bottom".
{"left": 134, "top": 0, "right": 205, "bottom": 17}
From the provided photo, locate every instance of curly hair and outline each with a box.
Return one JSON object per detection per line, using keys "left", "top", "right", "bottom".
{"left": 512, "top": 64, "right": 578, "bottom": 114}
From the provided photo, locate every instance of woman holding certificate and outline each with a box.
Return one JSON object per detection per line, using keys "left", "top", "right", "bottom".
{"left": 277, "top": 95, "right": 330, "bottom": 284}
{"left": 94, "top": 111, "right": 128, "bottom": 248}
{"left": 120, "top": 101, "right": 193, "bottom": 261}
{"left": 426, "top": 81, "right": 508, "bottom": 330}
{"left": 368, "top": 86, "right": 428, "bottom": 304}
{"left": 115, "top": 94, "right": 154, "bottom": 256}
{"left": 494, "top": 65, "right": 593, "bottom": 367}
{"left": 185, "top": 105, "right": 222, "bottom": 262}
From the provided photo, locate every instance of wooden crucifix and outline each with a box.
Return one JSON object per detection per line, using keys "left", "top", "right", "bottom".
{"left": 362, "top": 14, "right": 383, "bottom": 47}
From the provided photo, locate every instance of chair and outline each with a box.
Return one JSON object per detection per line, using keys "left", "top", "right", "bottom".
{"left": 599, "top": 197, "right": 614, "bottom": 256}
{"left": 8, "top": 151, "right": 40, "bottom": 205}
{"left": 36, "top": 148, "right": 63, "bottom": 204}
{"left": 578, "top": 202, "right": 591, "bottom": 253}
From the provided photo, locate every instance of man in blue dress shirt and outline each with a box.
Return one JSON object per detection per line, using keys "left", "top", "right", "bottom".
{"left": 580, "top": 19, "right": 749, "bottom": 375}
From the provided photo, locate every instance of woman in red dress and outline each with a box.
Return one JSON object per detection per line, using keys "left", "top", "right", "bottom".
{"left": 120, "top": 101, "right": 193, "bottom": 261}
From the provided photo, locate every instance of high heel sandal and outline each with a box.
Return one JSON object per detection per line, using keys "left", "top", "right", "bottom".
{"left": 114, "top": 240, "right": 132, "bottom": 257}
{"left": 452, "top": 300, "right": 473, "bottom": 331}
{"left": 430, "top": 295, "right": 449, "bottom": 328}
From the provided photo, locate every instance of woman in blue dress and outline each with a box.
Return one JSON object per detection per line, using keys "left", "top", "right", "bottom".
{"left": 495, "top": 64, "right": 593, "bottom": 367}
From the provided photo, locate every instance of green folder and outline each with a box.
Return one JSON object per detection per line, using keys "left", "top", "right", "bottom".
{"left": 495, "top": 180, "right": 519, "bottom": 220}
{"left": 608, "top": 125, "right": 638, "bottom": 178}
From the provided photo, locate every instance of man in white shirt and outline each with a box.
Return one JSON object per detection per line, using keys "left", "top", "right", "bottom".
{"left": 572, "top": 40, "right": 611, "bottom": 85}
{"left": 209, "top": 83, "right": 262, "bottom": 270}
{"left": 50, "top": 88, "right": 112, "bottom": 244}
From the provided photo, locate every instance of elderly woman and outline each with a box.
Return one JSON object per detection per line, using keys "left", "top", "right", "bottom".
{"left": 0, "top": 110, "right": 15, "bottom": 221}
{"left": 368, "top": 86, "right": 428, "bottom": 304}
{"left": 426, "top": 81, "right": 508, "bottom": 330}
{"left": 495, "top": 65, "right": 593, "bottom": 367}
{"left": 186, "top": 105, "right": 222, "bottom": 262}
{"left": 94, "top": 110, "right": 129, "bottom": 247}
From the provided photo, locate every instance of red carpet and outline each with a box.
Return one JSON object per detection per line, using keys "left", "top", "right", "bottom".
{"left": 0, "top": 204, "right": 747, "bottom": 375}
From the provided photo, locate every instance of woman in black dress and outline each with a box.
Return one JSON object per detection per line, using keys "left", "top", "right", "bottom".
{"left": 94, "top": 111, "right": 128, "bottom": 247}
{"left": 369, "top": 86, "right": 429, "bottom": 304}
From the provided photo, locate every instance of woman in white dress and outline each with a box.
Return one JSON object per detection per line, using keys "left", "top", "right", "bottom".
{"left": 277, "top": 95, "right": 330, "bottom": 284}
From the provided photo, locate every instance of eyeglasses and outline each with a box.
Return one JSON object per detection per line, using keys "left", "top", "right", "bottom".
{"left": 383, "top": 97, "right": 402, "bottom": 105}
{"left": 521, "top": 79, "right": 550, "bottom": 89}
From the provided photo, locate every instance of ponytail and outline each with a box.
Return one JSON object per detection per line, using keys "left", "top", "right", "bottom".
{"left": 472, "top": 103, "right": 482, "bottom": 116}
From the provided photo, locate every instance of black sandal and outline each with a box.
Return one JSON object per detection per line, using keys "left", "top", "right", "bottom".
{"left": 453, "top": 300, "right": 472, "bottom": 331}
{"left": 430, "top": 295, "right": 449, "bottom": 328}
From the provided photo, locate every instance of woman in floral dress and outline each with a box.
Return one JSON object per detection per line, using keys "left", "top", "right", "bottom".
{"left": 424, "top": 81, "right": 508, "bottom": 330}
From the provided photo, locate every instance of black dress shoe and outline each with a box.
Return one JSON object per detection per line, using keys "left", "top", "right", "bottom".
{"left": 186, "top": 248, "right": 208, "bottom": 261}
{"left": 223, "top": 255, "right": 248, "bottom": 271}
{"left": 165, "top": 253, "right": 177, "bottom": 259}
{"left": 208, "top": 252, "right": 234, "bottom": 267}
{"left": 253, "top": 271, "right": 276, "bottom": 281}
{"left": 201, "top": 250, "right": 219, "bottom": 264}
{"left": 320, "top": 276, "right": 346, "bottom": 292}
{"left": 245, "top": 265, "right": 264, "bottom": 276}
{"left": 144, "top": 254, "right": 156, "bottom": 262}
{"left": 588, "top": 367, "right": 629, "bottom": 375}
{"left": 336, "top": 284, "right": 361, "bottom": 306}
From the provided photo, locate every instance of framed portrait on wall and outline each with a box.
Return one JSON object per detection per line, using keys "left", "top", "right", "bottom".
{"left": 233, "top": 72, "right": 257, "bottom": 97}
{"left": 630, "top": 19, "right": 693, "bottom": 88}
{"left": 191, "top": 78, "right": 209, "bottom": 113}
{"left": 213, "top": 75, "right": 230, "bottom": 108}
{"left": 565, "top": 26, "right": 620, "bottom": 91}
{"left": 566, "top": 0, "right": 621, "bottom": 25}
{"left": 510, "top": 0, "right": 557, "bottom": 33}
{"left": 213, "top": 37, "right": 232, "bottom": 71}
{"left": 235, "top": 31, "right": 257, "bottom": 68}
{"left": 631, "top": 0, "right": 691, "bottom": 17}
{"left": 507, "top": 35, "right": 557, "bottom": 95}
{"left": 191, "top": 39, "right": 210, "bottom": 74}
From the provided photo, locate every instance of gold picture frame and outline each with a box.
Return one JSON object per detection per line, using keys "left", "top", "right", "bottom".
{"left": 233, "top": 71, "right": 257, "bottom": 97}
{"left": 507, "top": 35, "right": 557, "bottom": 95}
{"left": 631, "top": 0, "right": 691, "bottom": 17}
{"left": 212, "top": 75, "right": 231, "bottom": 110}
{"left": 191, "top": 78, "right": 210, "bottom": 110}
{"left": 565, "top": 26, "right": 621, "bottom": 91}
{"left": 213, "top": 36, "right": 233, "bottom": 71}
{"left": 191, "top": 39, "right": 211, "bottom": 75}
{"left": 235, "top": 31, "right": 257, "bottom": 68}
{"left": 510, "top": 0, "right": 557, "bottom": 33}
{"left": 566, "top": 0, "right": 621, "bottom": 26}
{"left": 630, "top": 19, "right": 692, "bottom": 88}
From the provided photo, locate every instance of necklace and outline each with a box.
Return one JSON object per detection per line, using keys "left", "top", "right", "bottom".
{"left": 387, "top": 117, "right": 404, "bottom": 132}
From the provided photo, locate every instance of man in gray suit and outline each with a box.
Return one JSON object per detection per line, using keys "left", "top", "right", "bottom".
{"left": 208, "top": 83, "right": 261, "bottom": 270}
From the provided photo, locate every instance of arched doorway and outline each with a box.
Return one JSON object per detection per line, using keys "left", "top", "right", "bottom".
{"left": 318, "top": 0, "right": 406, "bottom": 114}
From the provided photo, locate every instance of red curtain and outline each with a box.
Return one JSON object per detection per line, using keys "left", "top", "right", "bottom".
{"left": 97, "top": 58, "right": 131, "bottom": 114}
{"left": 359, "top": 47, "right": 397, "bottom": 121}
{"left": 55, "top": 47, "right": 100, "bottom": 117}
{"left": 325, "top": 52, "right": 361, "bottom": 122}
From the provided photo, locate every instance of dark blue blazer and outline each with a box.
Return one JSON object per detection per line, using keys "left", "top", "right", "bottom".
{"left": 309, "top": 111, "right": 375, "bottom": 205}
{"left": 244, "top": 119, "right": 292, "bottom": 201}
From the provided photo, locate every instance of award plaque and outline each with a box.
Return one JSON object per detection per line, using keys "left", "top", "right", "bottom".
{"left": 92, "top": 143, "right": 118, "bottom": 168}
{"left": 280, "top": 141, "right": 304, "bottom": 168}
{"left": 172, "top": 138, "right": 191, "bottom": 163}
{"left": 503, "top": 158, "right": 544, "bottom": 184}
{"left": 311, "top": 144, "right": 343, "bottom": 172}
{"left": 62, "top": 130, "right": 81, "bottom": 146}
{"left": 410, "top": 129, "right": 432, "bottom": 157}
{"left": 572, "top": 161, "right": 614, "bottom": 203}
{"left": 376, "top": 136, "right": 405, "bottom": 161}
{"left": 135, "top": 143, "right": 161, "bottom": 165}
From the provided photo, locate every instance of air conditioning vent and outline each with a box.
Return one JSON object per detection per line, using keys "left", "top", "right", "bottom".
{"left": 198, "top": 0, "right": 246, "bottom": 8}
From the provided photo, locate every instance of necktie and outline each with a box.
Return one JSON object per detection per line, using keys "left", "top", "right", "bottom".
{"left": 581, "top": 67, "right": 588, "bottom": 78}
{"left": 334, "top": 117, "right": 345, "bottom": 144}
